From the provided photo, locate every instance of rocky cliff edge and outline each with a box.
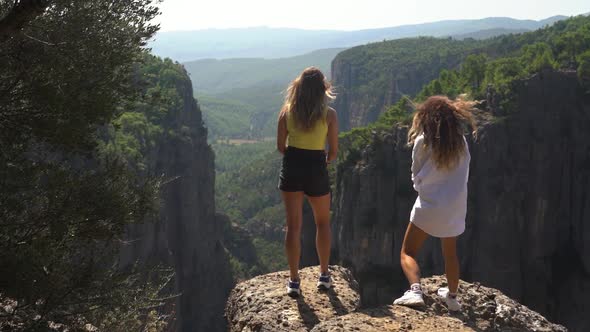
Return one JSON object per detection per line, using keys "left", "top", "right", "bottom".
{"left": 225, "top": 266, "right": 567, "bottom": 332}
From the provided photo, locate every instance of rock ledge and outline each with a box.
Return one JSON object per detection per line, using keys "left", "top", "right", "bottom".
{"left": 225, "top": 266, "right": 567, "bottom": 332}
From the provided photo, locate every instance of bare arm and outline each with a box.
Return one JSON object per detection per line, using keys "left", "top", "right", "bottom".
{"left": 326, "top": 108, "right": 339, "bottom": 163}
{"left": 277, "top": 111, "right": 288, "bottom": 154}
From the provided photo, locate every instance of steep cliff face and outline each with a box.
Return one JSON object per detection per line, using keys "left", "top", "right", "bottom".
{"left": 331, "top": 56, "right": 437, "bottom": 131}
{"left": 119, "top": 66, "right": 233, "bottom": 331}
{"left": 329, "top": 33, "right": 544, "bottom": 131}
{"left": 330, "top": 38, "right": 478, "bottom": 131}
{"left": 332, "top": 71, "right": 590, "bottom": 331}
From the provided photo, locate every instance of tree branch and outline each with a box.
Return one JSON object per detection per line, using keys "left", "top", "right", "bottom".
{"left": 0, "top": 0, "right": 51, "bottom": 39}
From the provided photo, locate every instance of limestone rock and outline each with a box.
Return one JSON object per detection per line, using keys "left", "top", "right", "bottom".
{"left": 226, "top": 266, "right": 565, "bottom": 332}
{"left": 225, "top": 266, "right": 360, "bottom": 332}
{"left": 313, "top": 276, "right": 568, "bottom": 332}
{"left": 331, "top": 40, "right": 475, "bottom": 131}
{"left": 118, "top": 65, "right": 234, "bottom": 331}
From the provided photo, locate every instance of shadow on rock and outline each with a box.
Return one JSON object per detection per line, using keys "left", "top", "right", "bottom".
{"left": 296, "top": 296, "right": 321, "bottom": 330}
{"left": 321, "top": 288, "right": 349, "bottom": 316}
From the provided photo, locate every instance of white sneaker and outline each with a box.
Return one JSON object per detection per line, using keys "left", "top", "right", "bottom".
{"left": 286, "top": 279, "right": 301, "bottom": 297}
{"left": 437, "top": 287, "right": 461, "bottom": 311}
{"left": 393, "top": 290, "right": 425, "bottom": 307}
{"left": 317, "top": 273, "right": 332, "bottom": 290}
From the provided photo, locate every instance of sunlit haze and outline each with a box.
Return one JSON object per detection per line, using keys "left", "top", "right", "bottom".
{"left": 155, "top": 0, "right": 588, "bottom": 31}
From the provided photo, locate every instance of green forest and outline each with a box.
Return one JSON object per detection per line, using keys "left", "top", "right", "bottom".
{"left": 102, "top": 55, "right": 197, "bottom": 172}
{"left": 339, "top": 15, "right": 590, "bottom": 163}
{"left": 213, "top": 15, "right": 590, "bottom": 282}
{"left": 186, "top": 49, "right": 341, "bottom": 140}
{"left": 214, "top": 141, "right": 288, "bottom": 278}
{"left": 198, "top": 95, "right": 257, "bottom": 140}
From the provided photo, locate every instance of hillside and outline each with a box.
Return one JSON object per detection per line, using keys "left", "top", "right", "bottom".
{"left": 150, "top": 16, "right": 568, "bottom": 61}
{"left": 186, "top": 48, "right": 342, "bottom": 139}
{"left": 197, "top": 95, "right": 257, "bottom": 139}
{"left": 332, "top": 14, "right": 590, "bottom": 130}
{"left": 185, "top": 48, "right": 343, "bottom": 95}
{"left": 333, "top": 37, "right": 490, "bottom": 130}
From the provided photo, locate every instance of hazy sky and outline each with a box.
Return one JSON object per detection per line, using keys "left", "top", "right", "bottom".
{"left": 155, "top": 0, "right": 588, "bottom": 31}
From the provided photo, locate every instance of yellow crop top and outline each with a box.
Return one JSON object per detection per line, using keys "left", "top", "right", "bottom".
{"left": 286, "top": 109, "right": 328, "bottom": 150}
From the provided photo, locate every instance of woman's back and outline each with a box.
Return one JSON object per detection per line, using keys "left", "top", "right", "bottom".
{"left": 407, "top": 96, "right": 477, "bottom": 238}
{"left": 286, "top": 109, "right": 328, "bottom": 151}
{"left": 410, "top": 134, "right": 470, "bottom": 237}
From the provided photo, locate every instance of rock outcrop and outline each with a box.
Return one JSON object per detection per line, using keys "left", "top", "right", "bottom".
{"left": 225, "top": 266, "right": 360, "bottom": 332}
{"left": 226, "top": 266, "right": 566, "bottom": 332}
{"left": 331, "top": 70, "right": 590, "bottom": 331}
{"left": 119, "top": 64, "right": 233, "bottom": 331}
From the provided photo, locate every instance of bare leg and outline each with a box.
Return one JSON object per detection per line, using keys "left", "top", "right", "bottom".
{"left": 307, "top": 193, "right": 331, "bottom": 275}
{"left": 400, "top": 223, "right": 429, "bottom": 286}
{"left": 281, "top": 191, "right": 304, "bottom": 281}
{"left": 441, "top": 237, "right": 460, "bottom": 293}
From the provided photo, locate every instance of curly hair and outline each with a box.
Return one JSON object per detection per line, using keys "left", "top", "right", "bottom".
{"left": 408, "top": 95, "right": 477, "bottom": 170}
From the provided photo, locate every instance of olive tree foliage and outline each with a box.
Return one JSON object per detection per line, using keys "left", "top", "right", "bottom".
{"left": 0, "top": 0, "right": 159, "bottom": 149}
{"left": 0, "top": 1, "right": 173, "bottom": 330}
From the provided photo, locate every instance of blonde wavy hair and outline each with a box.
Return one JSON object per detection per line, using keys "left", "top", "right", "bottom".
{"left": 280, "top": 67, "right": 335, "bottom": 130}
{"left": 408, "top": 95, "right": 478, "bottom": 170}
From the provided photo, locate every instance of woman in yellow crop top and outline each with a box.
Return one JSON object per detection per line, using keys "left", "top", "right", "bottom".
{"left": 276, "top": 67, "right": 339, "bottom": 297}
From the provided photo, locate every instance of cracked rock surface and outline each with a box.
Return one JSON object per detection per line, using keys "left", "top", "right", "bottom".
{"left": 226, "top": 266, "right": 567, "bottom": 332}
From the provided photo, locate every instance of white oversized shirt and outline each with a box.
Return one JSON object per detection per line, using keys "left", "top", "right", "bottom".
{"left": 409, "top": 134, "right": 470, "bottom": 237}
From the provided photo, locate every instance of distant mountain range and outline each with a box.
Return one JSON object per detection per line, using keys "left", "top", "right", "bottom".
{"left": 150, "top": 16, "right": 568, "bottom": 61}
{"left": 184, "top": 48, "right": 343, "bottom": 95}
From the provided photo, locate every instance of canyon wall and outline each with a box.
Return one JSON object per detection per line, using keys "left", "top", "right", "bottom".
{"left": 330, "top": 38, "right": 475, "bottom": 131}
{"left": 332, "top": 70, "right": 590, "bottom": 331}
{"left": 120, "top": 65, "right": 233, "bottom": 331}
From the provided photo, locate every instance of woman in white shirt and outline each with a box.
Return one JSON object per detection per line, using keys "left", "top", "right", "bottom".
{"left": 393, "top": 95, "right": 477, "bottom": 312}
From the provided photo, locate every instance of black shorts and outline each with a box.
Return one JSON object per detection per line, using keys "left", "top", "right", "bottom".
{"left": 278, "top": 146, "right": 330, "bottom": 197}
